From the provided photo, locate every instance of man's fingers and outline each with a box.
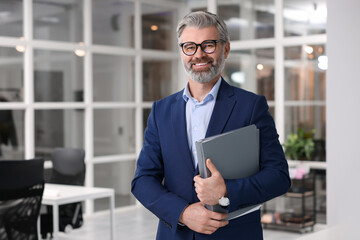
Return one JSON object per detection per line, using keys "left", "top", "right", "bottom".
{"left": 210, "top": 219, "right": 229, "bottom": 228}
{"left": 206, "top": 158, "right": 218, "bottom": 175}
{"left": 210, "top": 211, "right": 228, "bottom": 221}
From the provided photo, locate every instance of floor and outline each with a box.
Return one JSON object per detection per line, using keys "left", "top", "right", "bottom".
{"left": 53, "top": 206, "right": 327, "bottom": 240}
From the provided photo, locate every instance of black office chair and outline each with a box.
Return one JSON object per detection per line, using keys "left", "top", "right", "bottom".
{"left": 0, "top": 158, "right": 45, "bottom": 240}
{"left": 40, "top": 148, "right": 85, "bottom": 239}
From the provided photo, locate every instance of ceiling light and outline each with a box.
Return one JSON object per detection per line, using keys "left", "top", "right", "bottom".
{"left": 15, "top": 37, "right": 26, "bottom": 53}
{"left": 318, "top": 55, "right": 328, "bottom": 70}
{"left": 74, "top": 42, "right": 86, "bottom": 57}
{"left": 318, "top": 46, "right": 324, "bottom": 54}
{"left": 304, "top": 45, "right": 313, "bottom": 54}
{"left": 257, "top": 64, "right": 264, "bottom": 71}
{"left": 151, "top": 25, "right": 158, "bottom": 31}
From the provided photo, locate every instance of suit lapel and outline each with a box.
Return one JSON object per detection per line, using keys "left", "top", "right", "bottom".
{"left": 206, "top": 79, "right": 236, "bottom": 137}
{"left": 171, "top": 93, "right": 196, "bottom": 173}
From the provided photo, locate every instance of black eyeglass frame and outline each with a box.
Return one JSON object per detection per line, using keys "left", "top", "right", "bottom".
{"left": 179, "top": 40, "right": 222, "bottom": 56}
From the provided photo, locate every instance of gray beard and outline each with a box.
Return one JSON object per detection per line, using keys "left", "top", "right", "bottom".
{"left": 183, "top": 54, "right": 226, "bottom": 83}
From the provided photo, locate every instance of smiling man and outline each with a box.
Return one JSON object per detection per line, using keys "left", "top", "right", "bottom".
{"left": 131, "top": 11, "right": 290, "bottom": 240}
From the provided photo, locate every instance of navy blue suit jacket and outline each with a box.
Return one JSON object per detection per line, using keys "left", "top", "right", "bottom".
{"left": 131, "top": 79, "right": 290, "bottom": 240}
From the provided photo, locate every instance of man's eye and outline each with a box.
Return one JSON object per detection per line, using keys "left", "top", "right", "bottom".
{"left": 185, "top": 45, "right": 195, "bottom": 50}
{"left": 203, "top": 43, "right": 215, "bottom": 48}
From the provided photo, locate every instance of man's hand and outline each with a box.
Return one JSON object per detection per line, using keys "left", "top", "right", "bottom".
{"left": 179, "top": 202, "right": 228, "bottom": 234}
{"left": 194, "top": 159, "right": 227, "bottom": 205}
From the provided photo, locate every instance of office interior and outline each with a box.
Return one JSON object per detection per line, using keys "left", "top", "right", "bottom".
{"left": 0, "top": 0, "right": 359, "bottom": 239}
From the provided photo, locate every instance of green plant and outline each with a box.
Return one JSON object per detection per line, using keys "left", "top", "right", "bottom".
{"left": 283, "top": 129, "right": 315, "bottom": 160}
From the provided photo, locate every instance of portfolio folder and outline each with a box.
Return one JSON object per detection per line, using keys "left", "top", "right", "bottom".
{"left": 195, "top": 124, "right": 261, "bottom": 220}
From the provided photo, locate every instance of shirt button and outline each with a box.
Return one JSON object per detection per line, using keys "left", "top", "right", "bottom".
{"left": 194, "top": 127, "right": 198, "bottom": 131}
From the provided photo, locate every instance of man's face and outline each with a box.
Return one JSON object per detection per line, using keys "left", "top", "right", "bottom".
{"left": 179, "top": 26, "right": 230, "bottom": 83}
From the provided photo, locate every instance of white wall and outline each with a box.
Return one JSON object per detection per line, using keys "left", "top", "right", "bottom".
{"left": 327, "top": 0, "right": 360, "bottom": 236}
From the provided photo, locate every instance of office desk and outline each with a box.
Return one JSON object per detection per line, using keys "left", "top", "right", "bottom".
{"left": 41, "top": 184, "right": 115, "bottom": 240}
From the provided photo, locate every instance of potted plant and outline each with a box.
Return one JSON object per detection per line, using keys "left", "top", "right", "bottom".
{"left": 283, "top": 129, "right": 315, "bottom": 160}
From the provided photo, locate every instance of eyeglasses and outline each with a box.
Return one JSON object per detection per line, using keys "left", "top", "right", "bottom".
{"left": 179, "top": 40, "right": 221, "bottom": 56}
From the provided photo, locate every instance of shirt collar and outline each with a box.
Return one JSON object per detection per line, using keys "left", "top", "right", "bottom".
{"left": 182, "top": 76, "right": 222, "bottom": 103}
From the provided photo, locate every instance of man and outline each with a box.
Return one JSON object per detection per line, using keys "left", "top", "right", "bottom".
{"left": 131, "top": 11, "right": 290, "bottom": 240}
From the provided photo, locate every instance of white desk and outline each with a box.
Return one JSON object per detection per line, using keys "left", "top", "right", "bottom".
{"left": 41, "top": 184, "right": 115, "bottom": 240}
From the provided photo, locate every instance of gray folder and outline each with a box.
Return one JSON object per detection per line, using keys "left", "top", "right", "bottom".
{"left": 195, "top": 124, "right": 261, "bottom": 220}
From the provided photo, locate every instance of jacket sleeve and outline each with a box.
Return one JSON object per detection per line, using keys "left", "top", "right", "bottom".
{"left": 226, "top": 96, "right": 291, "bottom": 212}
{"left": 131, "top": 102, "right": 188, "bottom": 234}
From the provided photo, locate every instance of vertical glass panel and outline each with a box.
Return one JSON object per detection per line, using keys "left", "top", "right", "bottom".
{"left": 186, "top": 0, "right": 207, "bottom": 12}
{"left": 0, "top": 110, "right": 24, "bottom": 160}
{"left": 34, "top": 50, "right": 84, "bottom": 102}
{"left": 285, "top": 106, "right": 326, "bottom": 160}
{"left": 0, "top": 47, "right": 24, "bottom": 102}
{"left": 93, "top": 109, "right": 135, "bottom": 156}
{"left": 94, "top": 160, "right": 136, "bottom": 211}
{"left": 93, "top": 0, "right": 135, "bottom": 47}
{"left": 142, "top": 108, "right": 151, "bottom": 134}
{"left": 33, "top": 0, "right": 83, "bottom": 42}
{"left": 142, "top": 4, "right": 176, "bottom": 51}
{"left": 35, "top": 109, "right": 84, "bottom": 160}
{"left": 0, "top": 0, "right": 23, "bottom": 37}
{"left": 93, "top": 54, "right": 134, "bottom": 102}
{"left": 191, "top": 6, "right": 207, "bottom": 12}
{"left": 223, "top": 48, "right": 275, "bottom": 100}
{"left": 218, "top": 0, "right": 275, "bottom": 41}
{"left": 269, "top": 106, "right": 275, "bottom": 119}
{"left": 285, "top": 45, "right": 326, "bottom": 101}
{"left": 143, "top": 59, "right": 178, "bottom": 101}
{"left": 284, "top": 0, "right": 327, "bottom": 36}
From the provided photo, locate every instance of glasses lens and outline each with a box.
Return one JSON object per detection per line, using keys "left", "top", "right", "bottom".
{"left": 202, "top": 41, "right": 216, "bottom": 53}
{"left": 183, "top": 42, "right": 196, "bottom": 55}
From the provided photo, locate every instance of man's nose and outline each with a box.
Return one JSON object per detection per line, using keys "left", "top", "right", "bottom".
{"left": 193, "top": 45, "right": 207, "bottom": 58}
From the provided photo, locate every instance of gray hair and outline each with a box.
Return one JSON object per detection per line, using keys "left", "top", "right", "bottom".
{"left": 176, "top": 11, "right": 230, "bottom": 44}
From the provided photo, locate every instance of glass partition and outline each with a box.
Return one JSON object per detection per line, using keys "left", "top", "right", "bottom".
{"left": 0, "top": 47, "right": 24, "bottom": 102}
{"left": 143, "top": 59, "right": 178, "bottom": 101}
{"left": 142, "top": 108, "right": 151, "bottom": 134}
{"left": 35, "top": 109, "right": 84, "bottom": 160}
{"left": 94, "top": 160, "right": 136, "bottom": 211}
{"left": 285, "top": 106, "right": 326, "bottom": 160}
{"left": 284, "top": 44, "right": 326, "bottom": 161}
{"left": 223, "top": 48, "right": 275, "bottom": 100}
{"left": 33, "top": 0, "right": 83, "bottom": 42}
{"left": 284, "top": 0, "right": 327, "bottom": 36}
{"left": 93, "top": 54, "right": 135, "bottom": 102}
{"left": 218, "top": 0, "right": 275, "bottom": 41}
{"left": 93, "top": 0, "right": 135, "bottom": 47}
{"left": 269, "top": 106, "right": 275, "bottom": 119}
{"left": 285, "top": 44, "right": 326, "bottom": 101}
{"left": 34, "top": 49, "right": 84, "bottom": 102}
{"left": 141, "top": 4, "right": 177, "bottom": 51}
{"left": 93, "top": 109, "right": 135, "bottom": 156}
{"left": 0, "top": 110, "right": 24, "bottom": 160}
{"left": 0, "top": 0, "right": 23, "bottom": 38}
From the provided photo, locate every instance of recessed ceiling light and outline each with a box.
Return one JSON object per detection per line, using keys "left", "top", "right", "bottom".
{"left": 257, "top": 64, "right": 264, "bottom": 71}
{"left": 304, "top": 45, "right": 314, "bottom": 54}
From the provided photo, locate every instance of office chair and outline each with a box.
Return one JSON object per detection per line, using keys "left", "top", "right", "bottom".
{"left": 40, "top": 148, "right": 85, "bottom": 239}
{"left": 0, "top": 158, "right": 45, "bottom": 240}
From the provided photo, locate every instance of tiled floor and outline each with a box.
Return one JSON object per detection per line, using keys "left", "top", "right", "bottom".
{"left": 54, "top": 206, "right": 326, "bottom": 240}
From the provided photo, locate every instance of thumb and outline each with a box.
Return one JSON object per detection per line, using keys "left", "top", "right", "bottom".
{"left": 206, "top": 158, "right": 219, "bottom": 174}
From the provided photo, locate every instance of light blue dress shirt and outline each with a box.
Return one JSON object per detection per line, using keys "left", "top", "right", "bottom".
{"left": 182, "top": 77, "right": 221, "bottom": 167}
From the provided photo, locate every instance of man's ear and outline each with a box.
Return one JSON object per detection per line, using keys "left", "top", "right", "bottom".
{"left": 224, "top": 41, "right": 230, "bottom": 59}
